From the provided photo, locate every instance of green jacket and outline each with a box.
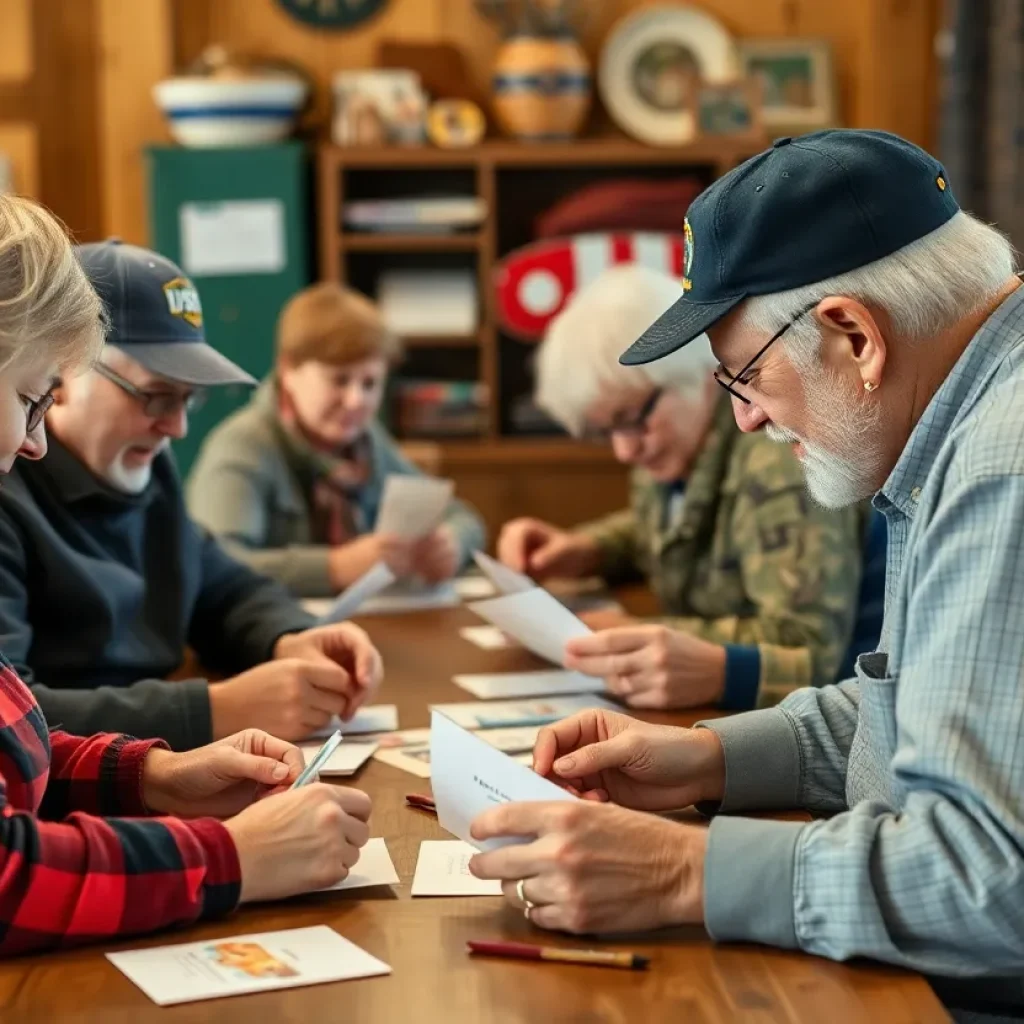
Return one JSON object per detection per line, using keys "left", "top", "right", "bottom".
{"left": 186, "top": 377, "right": 486, "bottom": 597}
{"left": 575, "top": 397, "right": 865, "bottom": 707}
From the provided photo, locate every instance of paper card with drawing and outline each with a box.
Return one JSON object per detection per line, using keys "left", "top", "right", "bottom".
{"left": 472, "top": 550, "right": 535, "bottom": 595}
{"left": 411, "top": 840, "right": 502, "bottom": 896}
{"left": 453, "top": 670, "right": 606, "bottom": 700}
{"left": 321, "top": 838, "right": 400, "bottom": 892}
{"left": 430, "top": 709, "right": 576, "bottom": 850}
{"left": 467, "top": 588, "right": 591, "bottom": 665}
{"left": 376, "top": 475, "right": 454, "bottom": 539}
{"left": 314, "top": 561, "right": 396, "bottom": 624}
{"left": 106, "top": 926, "right": 390, "bottom": 1006}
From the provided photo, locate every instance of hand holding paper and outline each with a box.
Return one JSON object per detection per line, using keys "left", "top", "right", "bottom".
{"left": 376, "top": 475, "right": 454, "bottom": 539}
{"left": 429, "top": 709, "right": 576, "bottom": 851}
{"left": 468, "top": 587, "right": 593, "bottom": 666}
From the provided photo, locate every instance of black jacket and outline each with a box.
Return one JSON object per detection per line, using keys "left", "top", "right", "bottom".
{"left": 0, "top": 438, "right": 314, "bottom": 749}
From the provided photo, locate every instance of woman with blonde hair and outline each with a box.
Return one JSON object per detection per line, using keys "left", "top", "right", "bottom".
{"left": 0, "top": 196, "right": 373, "bottom": 955}
{"left": 188, "top": 282, "right": 486, "bottom": 597}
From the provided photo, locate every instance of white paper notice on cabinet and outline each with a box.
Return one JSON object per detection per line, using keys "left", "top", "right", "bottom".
{"left": 180, "top": 199, "right": 285, "bottom": 277}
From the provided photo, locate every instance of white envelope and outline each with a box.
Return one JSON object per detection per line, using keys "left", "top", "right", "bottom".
{"left": 453, "top": 670, "right": 606, "bottom": 700}
{"left": 429, "top": 709, "right": 576, "bottom": 851}
{"left": 472, "top": 550, "right": 535, "bottom": 595}
{"left": 467, "top": 588, "right": 592, "bottom": 665}
{"left": 316, "top": 561, "right": 396, "bottom": 624}
{"left": 299, "top": 740, "right": 378, "bottom": 776}
{"left": 410, "top": 840, "right": 502, "bottom": 896}
{"left": 376, "top": 475, "right": 454, "bottom": 539}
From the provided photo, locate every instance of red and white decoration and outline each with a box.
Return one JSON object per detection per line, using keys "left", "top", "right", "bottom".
{"left": 494, "top": 232, "right": 684, "bottom": 341}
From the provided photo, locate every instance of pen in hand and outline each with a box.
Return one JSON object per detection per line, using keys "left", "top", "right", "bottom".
{"left": 291, "top": 730, "right": 343, "bottom": 789}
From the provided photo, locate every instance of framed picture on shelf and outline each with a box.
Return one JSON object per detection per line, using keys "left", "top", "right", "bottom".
{"left": 696, "top": 80, "right": 762, "bottom": 140}
{"left": 737, "top": 39, "right": 836, "bottom": 132}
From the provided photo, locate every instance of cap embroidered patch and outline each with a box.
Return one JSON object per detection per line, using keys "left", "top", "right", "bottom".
{"left": 936, "top": 175, "right": 947, "bottom": 191}
{"left": 682, "top": 218, "right": 694, "bottom": 292}
{"left": 162, "top": 276, "right": 203, "bottom": 329}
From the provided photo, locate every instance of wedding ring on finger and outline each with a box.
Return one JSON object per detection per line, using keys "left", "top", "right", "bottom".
{"left": 515, "top": 877, "right": 536, "bottom": 918}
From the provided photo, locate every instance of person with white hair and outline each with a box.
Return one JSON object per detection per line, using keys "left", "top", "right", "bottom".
{"left": 498, "top": 263, "right": 869, "bottom": 712}
{"left": 471, "top": 131, "right": 1024, "bottom": 1020}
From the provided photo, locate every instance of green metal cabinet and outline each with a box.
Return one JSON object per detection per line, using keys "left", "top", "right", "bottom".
{"left": 146, "top": 142, "right": 311, "bottom": 475}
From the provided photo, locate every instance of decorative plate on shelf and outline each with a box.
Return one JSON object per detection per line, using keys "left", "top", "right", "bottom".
{"left": 598, "top": 5, "right": 739, "bottom": 146}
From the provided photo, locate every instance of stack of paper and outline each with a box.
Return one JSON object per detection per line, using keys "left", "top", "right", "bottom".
{"left": 430, "top": 694, "right": 615, "bottom": 730}
{"left": 106, "top": 926, "right": 390, "bottom": 1006}
{"left": 453, "top": 670, "right": 606, "bottom": 700}
{"left": 372, "top": 724, "right": 539, "bottom": 779}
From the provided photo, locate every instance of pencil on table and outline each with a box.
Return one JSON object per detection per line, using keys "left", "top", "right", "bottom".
{"left": 467, "top": 940, "right": 649, "bottom": 970}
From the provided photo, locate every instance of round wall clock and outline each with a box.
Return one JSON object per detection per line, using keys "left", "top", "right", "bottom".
{"left": 275, "top": 0, "right": 388, "bottom": 31}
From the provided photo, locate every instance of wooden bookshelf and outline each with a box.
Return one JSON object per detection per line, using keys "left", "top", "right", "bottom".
{"left": 317, "top": 134, "right": 766, "bottom": 535}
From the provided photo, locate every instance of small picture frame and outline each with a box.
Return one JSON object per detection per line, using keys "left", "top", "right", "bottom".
{"left": 696, "top": 79, "right": 763, "bottom": 140}
{"left": 737, "top": 38, "right": 837, "bottom": 131}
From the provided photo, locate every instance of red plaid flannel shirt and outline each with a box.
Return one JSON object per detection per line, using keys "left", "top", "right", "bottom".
{"left": 0, "top": 654, "right": 240, "bottom": 955}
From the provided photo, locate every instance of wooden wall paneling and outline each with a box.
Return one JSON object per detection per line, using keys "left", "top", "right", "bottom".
{"left": 96, "top": 0, "right": 174, "bottom": 245}
{"left": 0, "top": 123, "right": 38, "bottom": 195}
{"left": 0, "top": 0, "right": 33, "bottom": 83}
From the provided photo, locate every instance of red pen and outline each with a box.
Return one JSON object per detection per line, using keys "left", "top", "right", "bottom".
{"left": 467, "top": 940, "right": 649, "bottom": 970}
{"left": 405, "top": 793, "right": 436, "bottom": 814}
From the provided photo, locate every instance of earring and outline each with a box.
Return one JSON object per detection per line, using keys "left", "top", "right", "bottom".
{"left": 864, "top": 381, "right": 878, "bottom": 392}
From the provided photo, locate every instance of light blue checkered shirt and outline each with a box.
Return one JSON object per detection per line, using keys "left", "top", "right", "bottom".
{"left": 701, "top": 285, "right": 1024, "bottom": 1005}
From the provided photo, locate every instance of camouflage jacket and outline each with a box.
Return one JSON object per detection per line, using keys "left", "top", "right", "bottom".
{"left": 575, "top": 397, "right": 865, "bottom": 707}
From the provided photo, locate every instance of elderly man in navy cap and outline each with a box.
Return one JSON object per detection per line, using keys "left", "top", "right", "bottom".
{"left": 469, "top": 130, "right": 1024, "bottom": 1021}
{"left": 0, "top": 241, "right": 383, "bottom": 751}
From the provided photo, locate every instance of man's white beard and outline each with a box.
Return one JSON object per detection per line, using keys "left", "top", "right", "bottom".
{"left": 766, "top": 369, "right": 885, "bottom": 510}
{"left": 106, "top": 440, "right": 169, "bottom": 494}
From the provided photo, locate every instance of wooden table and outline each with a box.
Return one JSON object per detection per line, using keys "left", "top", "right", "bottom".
{"left": 2, "top": 606, "right": 950, "bottom": 1023}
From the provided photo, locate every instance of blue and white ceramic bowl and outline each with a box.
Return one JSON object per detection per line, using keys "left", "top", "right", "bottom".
{"left": 154, "top": 77, "right": 307, "bottom": 147}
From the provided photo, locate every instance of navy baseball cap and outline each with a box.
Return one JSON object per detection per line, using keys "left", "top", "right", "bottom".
{"left": 75, "top": 240, "right": 257, "bottom": 387}
{"left": 620, "top": 129, "right": 960, "bottom": 365}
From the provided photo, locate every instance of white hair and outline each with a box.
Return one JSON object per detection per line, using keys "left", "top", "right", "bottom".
{"left": 740, "top": 210, "right": 1017, "bottom": 367}
{"left": 534, "top": 264, "right": 717, "bottom": 435}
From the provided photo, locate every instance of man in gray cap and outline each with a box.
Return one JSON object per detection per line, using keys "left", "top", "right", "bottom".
{"left": 0, "top": 241, "right": 383, "bottom": 750}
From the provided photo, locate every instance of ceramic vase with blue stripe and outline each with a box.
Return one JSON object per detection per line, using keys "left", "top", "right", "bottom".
{"left": 492, "top": 35, "right": 591, "bottom": 142}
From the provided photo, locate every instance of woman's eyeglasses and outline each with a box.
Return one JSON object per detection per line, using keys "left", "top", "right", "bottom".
{"left": 94, "top": 362, "right": 208, "bottom": 418}
{"left": 581, "top": 388, "right": 663, "bottom": 442}
{"left": 24, "top": 392, "right": 56, "bottom": 433}
{"left": 713, "top": 302, "right": 818, "bottom": 404}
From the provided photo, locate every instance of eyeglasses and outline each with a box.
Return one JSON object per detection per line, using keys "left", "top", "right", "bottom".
{"left": 713, "top": 302, "right": 818, "bottom": 404}
{"left": 581, "top": 388, "right": 663, "bottom": 442}
{"left": 94, "top": 362, "right": 207, "bottom": 418}
{"left": 24, "top": 392, "right": 56, "bottom": 433}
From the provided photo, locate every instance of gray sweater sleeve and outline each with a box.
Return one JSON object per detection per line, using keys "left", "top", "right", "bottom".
{"left": 187, "top": 432, "right": 336, "bottom": 598}
{"left": 32, "top": 678, "right": 213, "bottom": 751}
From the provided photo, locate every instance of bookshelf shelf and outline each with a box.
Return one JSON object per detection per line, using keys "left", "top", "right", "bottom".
{"left": 316, "top": 134, "right": 766, "bottom": 535}
{"left": 341, "top": 232, "right": 483, "bottom": 252}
